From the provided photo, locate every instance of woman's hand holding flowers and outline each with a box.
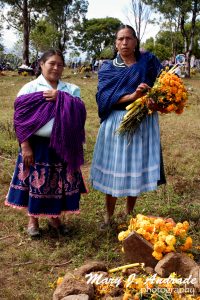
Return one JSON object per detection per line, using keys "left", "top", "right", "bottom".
{"left": 134, "top": 83, "right": 150, "bottom": 99}
{"left": 118, "top": 67, "right": 188, "bottom": 136}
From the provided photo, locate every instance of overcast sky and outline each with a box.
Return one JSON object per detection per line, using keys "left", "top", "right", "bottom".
{"left": 86, "top": 0, "right": 129, "bottom": 21}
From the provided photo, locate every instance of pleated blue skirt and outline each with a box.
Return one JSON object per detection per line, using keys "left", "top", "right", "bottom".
{"left": 90, "top": 110, "right": 162, "bottom": 197}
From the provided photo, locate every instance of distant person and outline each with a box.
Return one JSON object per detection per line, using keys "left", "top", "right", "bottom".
{"left": 6, "top": 49, "right": 87, "bottom": 237}
{"left": 94, "top": 60, "right": 99, "bottom": 71}
{"left": 174, "top": 65, "right": 181, "bottom": 77}
{"left": 90, "top": 25, "right": 166, "bottom": 230}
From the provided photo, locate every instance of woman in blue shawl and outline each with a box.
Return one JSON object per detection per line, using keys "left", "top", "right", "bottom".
{"left": 5, "top": 49, "right": 87, "bottom": 237}
{"left": 90, "top": 25, "right": 166, "bottom": 229}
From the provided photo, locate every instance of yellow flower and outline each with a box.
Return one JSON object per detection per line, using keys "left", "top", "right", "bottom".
{"left": 164, "top": 222, "right": 174, "bottom": 231}
{"left": 154, "top": 241, "right": 166, "bottom": 253}
{"left": 182, "top": 221, "right": 189, "bottom": 230}
{"left": 134, "top": 277, "right": 145, "bottom": 290}
{"left": 123, "top": 292, "right": 132, "bottom": 300}
{"left": 176, "top": 222, "right": 184, "bottom": 229}
{"left": 150, "top": 233, "right": 158, "bottom": 244}
{"left": 118, "top": 230, "right": 129, "bottom": 241}
{"left": 165, "top": 235, "right": 176, "bottom": 246}
{"left": 152, "top": 250, "right": 163, "bottom": 260}
{"left": 154, "top": 218, "right": 165, "bottom": 229}
{"left": 136, "top": 214, "right": 148, "bottom": 221}
{"left": 136, "top": 228, "right": 146, "bottom": 236}
{"left": 57, "top": 277, "right": 64, "bottom": 286}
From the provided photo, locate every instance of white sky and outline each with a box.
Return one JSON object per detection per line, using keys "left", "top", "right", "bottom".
{"left": 86, "top": 0, "right": 129, "bottom": 21}
{"left": 2, "top": 0, "right": 159, "bottom": 52}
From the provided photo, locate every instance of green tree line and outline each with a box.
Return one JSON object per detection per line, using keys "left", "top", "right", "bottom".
{"left": 0, "top": 0, "right": 199, "bottom": 76}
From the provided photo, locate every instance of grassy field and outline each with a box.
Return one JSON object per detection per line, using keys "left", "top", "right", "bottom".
{"left": 0, "top": 69, "right": 199, "bottom": 299}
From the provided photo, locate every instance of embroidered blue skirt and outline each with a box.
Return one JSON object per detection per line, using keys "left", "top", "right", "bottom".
{"left": 90, "top": 110, "right": 164, "bottom": 197}
{"left": 6, "top": 136, "right": 87, "bottom": 217}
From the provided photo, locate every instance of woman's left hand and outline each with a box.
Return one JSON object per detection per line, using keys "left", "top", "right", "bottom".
{"left": 43, "top": 90, "right": 58, "bottom": 101}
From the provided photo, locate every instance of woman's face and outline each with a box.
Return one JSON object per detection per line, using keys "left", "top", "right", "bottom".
{"left": 40, "top": 54, "right": 64, "bottom": 84}
{"left": 116, "top": 28, "right": 137, "bottom": 57}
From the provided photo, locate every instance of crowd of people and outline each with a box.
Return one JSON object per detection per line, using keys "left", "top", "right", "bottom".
{"left": 5, "top": 24, "right": 166, "bottom": 237}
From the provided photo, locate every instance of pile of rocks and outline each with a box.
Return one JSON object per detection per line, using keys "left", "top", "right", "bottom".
{"left": 53, "top": 254, "right": 200, "bottom": 300}
{"left": 53, "top": 261, "right": 106, "bottom": 300}
{"left": 53, "top": 230, "right": 199, "bottom": 300}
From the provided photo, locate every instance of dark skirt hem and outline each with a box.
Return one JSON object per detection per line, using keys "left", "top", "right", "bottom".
{"left": 5, "top": 200, "right": 80, "bottom": 217}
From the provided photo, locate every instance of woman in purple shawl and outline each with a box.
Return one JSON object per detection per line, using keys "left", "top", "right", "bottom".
{"left": 90, "top": 25, "right": 166, "bottom": 230}
{"left": 5, "top": 49, "right": 87, "bottom": 237}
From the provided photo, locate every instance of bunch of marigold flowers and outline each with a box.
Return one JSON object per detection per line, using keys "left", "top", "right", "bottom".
{"left": 118, "top": 214, "right": 193, "bottom": 260}
{"left": 118, "top": 65, "right": 188, "bottom": 136}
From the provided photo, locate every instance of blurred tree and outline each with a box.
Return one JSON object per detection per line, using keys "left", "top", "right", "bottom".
{"left": 153, "top": 43, "right": 172, "bottom": 61}
{"left": 74, "top": 17, "right": 122, "bottom": 57}
{"left": 0, "top": 0, "right": 88, "bottom": 64}
{"left": 46, "top": 0, "right": 88, "bottom": 52}
{"left": 100, "top": 46, "right": 114, "bottom": 59}
{"left": 0, "top": 0, "right": 43, "bottom": 65}
{"left": 30, "top": 19, "right": 60, "bottom": 54}
{"left": 142, "top": 24, "right": 200, "bottom": 62}
{"left": 142, "top": 37, "right": 155, "bottom": 52}
{"left": 143, "top": 0, "right": 200, "bottom": 76}
{"left": 0, "top": 9, "right": 4, "bottom": 52}
{"left": 184, "top": 19, "right": 200, "bottom": 58}
{"left": 125, "top": 0, "right": 154, "bottom": 41}
{"left": 156, "top": 30, "right": 183, "bottom": 58}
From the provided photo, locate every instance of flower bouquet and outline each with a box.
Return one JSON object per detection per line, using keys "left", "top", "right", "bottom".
{"left": 117, "top": 65, "right": 188, "bottom": 136}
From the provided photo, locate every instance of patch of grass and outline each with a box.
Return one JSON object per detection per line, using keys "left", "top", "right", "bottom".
{"left": 0, "top": 69, "right": 199, "bottom": 299}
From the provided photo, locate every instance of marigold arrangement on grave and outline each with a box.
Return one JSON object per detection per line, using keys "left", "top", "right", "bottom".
{"left": 118, "top": 65, "right": 188, "bottom": 136}
{"left": 118, "top": 214, "right": 193, "bottom": 260}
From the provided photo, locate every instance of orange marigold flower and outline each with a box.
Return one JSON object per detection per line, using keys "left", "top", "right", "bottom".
{"left": 166, "top": 104, "right": 176, "bottom": 112}
{"left": 154, "top": 241, "right": 166, "bottom": 252}
{"left": 175, "top": 108, "right": 184, "bottom": 114}
{"left": 180, "top": 236, "right": 193, "bottom": 251}
{"left": 164, "top": 245, "right": 176, "bottom": 253}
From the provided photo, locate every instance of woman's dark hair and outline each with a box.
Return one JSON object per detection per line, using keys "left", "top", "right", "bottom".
{"left": 35, "top": 49, "right": 65, "bottom": 77}
{"left": 113, "top": 24, "right": 140, "bottom": 61}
